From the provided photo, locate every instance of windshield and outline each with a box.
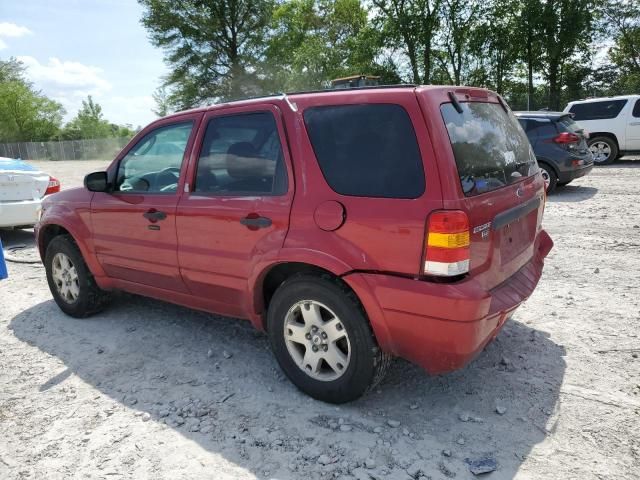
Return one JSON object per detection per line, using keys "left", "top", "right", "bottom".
{"left": 441, "top": 102, "right": 538, "bottom": 196}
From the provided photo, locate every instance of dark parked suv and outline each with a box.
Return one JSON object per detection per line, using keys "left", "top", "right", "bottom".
{"left": 515, "top": 112, "right": 593, "bottom": 193}
{"left": 37, "top": 86, "right": 553, "bottom": 403}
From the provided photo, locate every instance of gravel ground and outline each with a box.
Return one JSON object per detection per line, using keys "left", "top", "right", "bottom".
{"left": 1, "top": 159, "right": 639, "bottom": 479}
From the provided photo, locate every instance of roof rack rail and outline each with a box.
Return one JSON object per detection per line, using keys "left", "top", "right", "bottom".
{"left": 286, "top": 84, "right": 417, "bottom": 95}
{"left": 205, "top": 84, "right": 418, "bottom": 109}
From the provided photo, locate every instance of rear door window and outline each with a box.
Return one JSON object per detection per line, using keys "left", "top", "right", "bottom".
{"left": 441, "top": 102, "right": 538, "bottom": 196}
{"left": 303, "top": 104, "right": 425, "bottom": 199}
{"left": 568, "top": 100, "right": 627, "bottom": 121}
{"left": 194, "top": 112, "right": 287, "bottom": 195}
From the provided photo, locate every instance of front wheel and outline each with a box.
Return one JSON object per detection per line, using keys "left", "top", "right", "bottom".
{"left": 589, "top": 136, "right": 618, "bottom": 165}
{"left": 45, "top": 235, "right": 112, "bottom": 318}
{"left": 267, "top": 274, "right": 391, "bottom": 403}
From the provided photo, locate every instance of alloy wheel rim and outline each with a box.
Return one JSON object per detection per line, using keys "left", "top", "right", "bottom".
{"left": 590, "top": 142, "right": 611, "bottom": 163}
{"left": 52, "top": 252, "right": 80, "bottom": 303}
{"left": 283, "top": 300, "right": 351, "bottom": 381}
{"left": 540, "top": 167, "right": 551, "bottom": 190}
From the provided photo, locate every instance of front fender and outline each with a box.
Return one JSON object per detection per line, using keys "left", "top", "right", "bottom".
{"left": 37, "top": 189, "right": 112, "bottom": 288}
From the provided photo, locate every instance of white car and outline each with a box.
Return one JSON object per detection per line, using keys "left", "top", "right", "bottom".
{"left": 0, "top": 157, "right": 60, "bottom": 228}
{"left": 564, "top": 95, "right": 640, "bottom": 164}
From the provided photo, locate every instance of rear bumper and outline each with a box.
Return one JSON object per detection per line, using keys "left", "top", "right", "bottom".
{"left": 0, "top": 199, "right": 41, "bottom": 227}
{"left": 344, "top": 229, "right": 553, "bottom": 374}
{"left": 558, "top": 162, "right": 593, "bottom": 183}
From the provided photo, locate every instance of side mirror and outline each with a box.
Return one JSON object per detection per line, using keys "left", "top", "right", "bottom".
{"left": 84, "top": 171, "right": 109, "bottom": 192}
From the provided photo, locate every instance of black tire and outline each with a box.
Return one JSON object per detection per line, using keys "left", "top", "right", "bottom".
{"left": 557, "top": 180, "right": 572, "bottom": 187}
{"left": 45, "top": 234, "right": 112, "bottom": 318}
{"left": 538, "top": 162, "right": 558, "bottom": 194}
{"left": 267, "top": 274, "right": 392, "bottom": 403}
{"left": 588, "top": 136, "right": 618, "bottom": 165}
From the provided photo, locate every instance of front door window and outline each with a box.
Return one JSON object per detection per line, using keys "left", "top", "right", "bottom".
{"left": 116, "top": 121, "right": 193, "bottom": 193}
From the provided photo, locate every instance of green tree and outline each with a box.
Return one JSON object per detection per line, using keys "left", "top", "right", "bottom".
{"left": 0, "top": 57, "right": 27, "bottom": 83}
{"left": 139, "top": 0, "right": 274, "bottom": 108}
{"left": 152, "top": 86, "right": 171, "bottom": 117}
{"left": 600, "top": 0, "right": 640, "bottom": 94}
{"left": 110, "top": 123, "right": 137, "bottom": 138}
{"left": 517, "top": 0, "right": 544, "bottom": 109}
{"left": 539, "top": 0, "right": 594, "bottom": 110}
{"left": 432, "top": 0, "right": 485, "bottom": 86}
{"left": 265, "top": 0, "right": 397, "bottom": 91}
{"left": 61, "top": 95, "right": 113, "bottom": 140}
{"left": 474, "top": 0, "right": 521, "bottom": 94}
{"left": 372, "top": 0, "right": 442, "bottom": 84}
{"left": 0, "top": 58, "right": 65, "bottom": 142}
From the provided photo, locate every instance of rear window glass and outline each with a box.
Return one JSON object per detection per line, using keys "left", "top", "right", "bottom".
{"left": 518, "top": 118, "right": 557, "bottom": 138}
{"left": 303, "top": 104, "right": 425, "bottom": 198}
{"left": 569, "top": 100, "right": 627, "bottom": 121}
{"left": 557, "top": 116, "right": 582, "bottom": 133}
{"left": 441, "top": 102, "right": 538, "bottom": 196}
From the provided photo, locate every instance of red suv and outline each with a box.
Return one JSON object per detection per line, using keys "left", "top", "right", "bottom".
{"left": 37, "top": 86, "right": 553, "bottom": 403}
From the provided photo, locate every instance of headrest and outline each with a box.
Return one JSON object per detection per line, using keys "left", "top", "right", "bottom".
{"left": 226, "top": 142, "right": 265, "bottom": 179}
{"left": 227, "top": 142, "right": 258, "bottom": 158}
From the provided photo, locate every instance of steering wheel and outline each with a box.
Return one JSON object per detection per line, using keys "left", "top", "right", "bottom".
{"left": 119, "top": 177, "right": 150, "bottom": 192}
{"left": 157, "top": 167, "right": 181, "bottom": 192}
{"left": 160, "top": 166, "right": 181, "bottom": 176}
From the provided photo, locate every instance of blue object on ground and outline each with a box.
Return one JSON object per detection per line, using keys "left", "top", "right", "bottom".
{"left": 0, "top": 238, "right": 8, "bottom": 280}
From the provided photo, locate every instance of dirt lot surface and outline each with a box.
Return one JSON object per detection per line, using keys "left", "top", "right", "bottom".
{"left": 1, "top": 159, "right": 639, "bottom": 479}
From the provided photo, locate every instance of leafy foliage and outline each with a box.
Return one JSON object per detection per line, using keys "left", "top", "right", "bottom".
{"left": 139, "top": 0, "right": 275, "bottom": 108}
{"left": 0, "top": 59, "right": 137, "bottom": 143}
{"left": 2, "top": 0, "right": 640, "bottom": 145}
{"left": 61, "top": 96, "right": 113, "bottom": 140}
{"left": 0, "top": 58, "right": 65, "bottom": 142}
{"left": 264, "top": 0, "right": 399, "bottom": 91}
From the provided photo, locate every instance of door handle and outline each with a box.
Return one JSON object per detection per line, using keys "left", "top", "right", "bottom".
{"left": 630, "top": 121, "right": 640, "bottom": 126}
{"left": 143, "top": 209, "right": 167, "bottom": 222}
{"left": 240, "top": 214, "right": 272, "bottom": 229}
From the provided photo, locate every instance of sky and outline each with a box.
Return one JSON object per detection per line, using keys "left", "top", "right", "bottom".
{"left": 1, "top": 0, "right": 167, "bottom": 127}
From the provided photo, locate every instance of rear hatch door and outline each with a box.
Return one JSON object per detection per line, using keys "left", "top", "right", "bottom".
{"left": 419, "top": 89, "right": 545, "bottom": 290}
{"left": 556, "top": 114, "right": 590, "bottom": 156}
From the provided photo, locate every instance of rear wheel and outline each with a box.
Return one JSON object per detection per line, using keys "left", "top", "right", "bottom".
{"left": 267, "top": 274, "right": 391, "bottom": 403}
{"left": 45, "top": 235, "right": 112, "bottom": 318}
{"left": 539, "top": 163, "right": 558, "bottom": 194}
{"left": 589, "top": 136, "right": 618, "bottom": 165}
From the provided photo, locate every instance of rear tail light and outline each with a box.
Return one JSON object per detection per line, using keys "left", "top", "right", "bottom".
{"left": 553, "top": 132, "right": 580, "bottom": 144}
{"left": 45, "top": 176, "right": 60, "bottom": 195}
{"left": 423, "top": 210, "right": 470, "bottom": 277}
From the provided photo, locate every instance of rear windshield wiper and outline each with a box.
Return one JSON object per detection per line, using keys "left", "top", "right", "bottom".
{"left": 497, "top": 95, "right": 509, "bottom": 113}
{"left": 448, "top": 91, "right": 463, "bottom": 114}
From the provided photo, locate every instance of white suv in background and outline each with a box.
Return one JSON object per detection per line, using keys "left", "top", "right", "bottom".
{"left": 564, "top": 95, "right": 640, "bottom": 164}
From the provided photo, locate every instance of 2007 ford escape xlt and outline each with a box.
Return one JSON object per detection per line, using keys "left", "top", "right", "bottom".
{"left": 36, "top": 86, "right": 553, "bottom": 403}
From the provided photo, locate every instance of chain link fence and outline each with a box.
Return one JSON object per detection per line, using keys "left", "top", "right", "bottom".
{"left": 0, "top": 137, "right": 131, "bottom": 161}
